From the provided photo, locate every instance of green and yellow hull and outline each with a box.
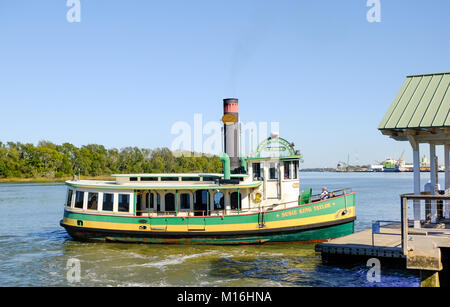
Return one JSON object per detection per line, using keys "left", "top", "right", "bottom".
{"left": 60, "top": 192, "right": 355, "bottom": 245}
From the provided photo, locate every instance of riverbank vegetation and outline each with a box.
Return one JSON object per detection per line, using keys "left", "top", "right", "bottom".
{"left": 0, "top": 141, "right": 222, "bottom": 181}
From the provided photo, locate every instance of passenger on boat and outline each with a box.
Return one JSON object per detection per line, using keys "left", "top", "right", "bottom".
{"left": 320, "top": 188, "right": 329, "bottom": 200}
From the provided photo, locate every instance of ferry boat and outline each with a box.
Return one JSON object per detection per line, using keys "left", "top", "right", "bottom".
{"left": 60, "top": 99, "right": 356, "bottom": 244}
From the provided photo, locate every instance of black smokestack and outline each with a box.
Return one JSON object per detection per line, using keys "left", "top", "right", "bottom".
{"left": 222, "top": 98, "right": 240, "bottom": 171}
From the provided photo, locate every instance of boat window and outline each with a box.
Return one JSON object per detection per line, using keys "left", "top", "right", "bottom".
{"left": 180, "top": 193, "right": 190, "bottom": 210}
{"left": 284, "top": 161, "right": 291, "bottom": 179}
{"left": 214, "top": 192, "right": 224, "bottom": 210}
{"left": 103, "top": 193, "right": 114, "bottom": 211}
{"left": 141, "top": 177, "right": 158, "bottom": 181}
{"left": 75, "top": 191, "right": 84, "bottom": 209}
{"left": 269, "top": 163, "right": 279, "bottom": 180}
{"left": 230, "top": 192, "right": 241, "bottom": 210}
{"left": 136, "top": 192, "right": 150, "bottom": 216}
{"left": 151, "top": 193, "right": 161, "bottom": 211}
{"left": 130, "top": 177, "right": 138, "bottom": 182}
{"left": 149, "top": 193, "right": 154, "bottom": 209}
{"left": 87, "top": 192, "right": 98, "bottom": 210}
{"left": 143, "top": 193, "right": 150, "bottom": 210}
{"left": 182, "top": 177, "right": 200, "bottom": 182}
{"left": 165, "top": 193, "right": 175, "bottom": 211}
{"left": 161, "top": 177, "right": 179, "bottom": 182}
{"left": 118, "top": 194, "right": 130, "bottom": 212}
{"left": 66, "top": 189, "right": 73, "bottom": 207}
{"left": 293, "top": 161, "right": 299, "bottom": 179}
{"left": 252, "top": 163, "right": 264, "bottom": 181}
{"left": 202, "top": 177, "right": 216, "bottom": 182}
{"left": 149, "top": 193, "right": 160, "bottom": 211}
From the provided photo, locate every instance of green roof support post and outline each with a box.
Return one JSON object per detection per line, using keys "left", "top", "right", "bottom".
{"left": 134, "top": 191, "right": 137, "bottom": 216}
{"left": 220, "top": 152, "right": 231, "bottom": 180}
{"left": 175, "top": 190, "right": 178, "bottom": 217}
{"left": 238, "top": 188, "right": 240, "bottom": 214}
{"left": 148, "top": 190, "right": 152, "bottom": 217}
{"left": 207, "top": 190, "right": 210, "bottom": 216}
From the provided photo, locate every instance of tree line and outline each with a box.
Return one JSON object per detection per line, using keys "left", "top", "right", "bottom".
{"left": 0, "top": 141, "right": 222, "bottom": 179}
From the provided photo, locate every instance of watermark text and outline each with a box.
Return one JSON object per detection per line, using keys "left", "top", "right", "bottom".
{"left": 366, "top": 258, "right": 381, "bottom": 283}
{"left": 366, "top": 0, "right": 381, "bottom": 23}
{"left": 66, "top": 0, "right": 81, "bottom": 23}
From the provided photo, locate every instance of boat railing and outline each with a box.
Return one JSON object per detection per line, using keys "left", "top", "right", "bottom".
{"left": 136, "top": 209, "right": 262, "bottom": 217}
{"left": 370, "top": 220, "right": 401, "bottom": 246}
{"left": 261, "top": 200, "right": 298, "bottom": 212}
{"left": 310, "top": 188, "right": 353, "bottom": 202}
{"left": 136, "top": 210, "right": 203, "bottom": 217}
{"left": 134, "top": 188, "right": 354, "bottom": 217}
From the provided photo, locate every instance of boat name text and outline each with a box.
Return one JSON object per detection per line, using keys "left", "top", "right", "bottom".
{"left": 281, "top": 203, "right": 332, "bottom": 218}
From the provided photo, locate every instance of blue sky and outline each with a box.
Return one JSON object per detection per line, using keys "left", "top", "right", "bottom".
{"left": 1, "top": 0, "right": 450, "bottom": 168}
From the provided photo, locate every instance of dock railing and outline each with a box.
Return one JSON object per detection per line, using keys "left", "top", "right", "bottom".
{"left": 400, "top": 193, "right": 450, "bottom": 256}
{"left": 371, "top": 220, "right": 401, "bottom": 247}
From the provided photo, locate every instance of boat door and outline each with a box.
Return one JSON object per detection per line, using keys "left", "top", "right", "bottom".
{"left": 136, "top": 191, "right": 151, "bottom": 217}
{"left": 145, "top": 192, "right": 167, "bottom": 231}
{"left": 267, "top": 162, "right": 281, "bottom": 199}
{"left": 193, "top": 190, "right": 208, "bottom": 216}
{"left": 187, "top": 190, "right": 208, "bottom": 230}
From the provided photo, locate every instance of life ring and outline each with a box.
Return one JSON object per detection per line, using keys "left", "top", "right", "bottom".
{"left": 252, "top": 192, "right": 262, "bottom": 204}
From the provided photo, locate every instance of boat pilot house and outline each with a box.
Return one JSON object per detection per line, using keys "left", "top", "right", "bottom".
{"left": 61, "top": 98, "right": 356, "bottom": 244}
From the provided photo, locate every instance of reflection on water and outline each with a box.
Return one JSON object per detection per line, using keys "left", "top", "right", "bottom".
{"left": 0, "top": 174, "right": 423, "bottom": 287}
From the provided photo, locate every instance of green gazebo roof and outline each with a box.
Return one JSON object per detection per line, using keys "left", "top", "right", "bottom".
{"left": 379, "top": 72, "right": 450, "bottom": 132}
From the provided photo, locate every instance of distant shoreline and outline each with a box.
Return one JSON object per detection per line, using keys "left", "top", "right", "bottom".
{"left": 0, "top": 176, "right": 114, "bottom": 184}
{"left": 2, "top": 171, "right": 435, "bottom": 183}
{"left": 300, "top": 168, "right": 336, "bottom": 172}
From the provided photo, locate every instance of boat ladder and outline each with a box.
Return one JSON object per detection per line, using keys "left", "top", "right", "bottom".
{"left": 258, "top": 211, "right": 266, "bottom": 229}
{"left": 187, "top": 217, "right": 206, "bottom": 231}
{"left": 150, "top": 218, "right": 168, "bottom": 231}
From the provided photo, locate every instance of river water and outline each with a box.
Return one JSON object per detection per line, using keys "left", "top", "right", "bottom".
{"left": 1, "top": 172, "right": 440, "bottom": 287}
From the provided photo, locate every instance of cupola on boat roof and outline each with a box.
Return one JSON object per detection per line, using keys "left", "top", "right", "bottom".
{"left": 379, "top": 72, "right": 450, "bottom": 133}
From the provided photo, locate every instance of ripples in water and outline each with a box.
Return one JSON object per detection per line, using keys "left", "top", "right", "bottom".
{"left": 0, "top": 175, "right": 424, "bottom": 286}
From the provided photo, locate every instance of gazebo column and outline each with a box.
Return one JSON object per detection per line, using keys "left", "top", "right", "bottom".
{"left": 429, "top": 144, "right": 438, "bottom": 223}
{"left": 445, "top": 144, "right": 450, "bottom": 218}
{"left": 409, "top": 135, "right": 421, "bottom": 228}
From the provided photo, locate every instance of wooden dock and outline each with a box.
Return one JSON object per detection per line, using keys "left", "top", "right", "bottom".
{"left": 316, "top": 223, "right": 405, "bottom": 259}
{"left": 315, "top": 220, "right": 450, "bottom": 286}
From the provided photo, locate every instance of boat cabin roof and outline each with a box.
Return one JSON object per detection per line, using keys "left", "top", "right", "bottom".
{"left": 111, "top": 173, "right": 248, "bottom": 178}
{"left": 246, "top": 155, "right": 302, "bottom": 161}
{"left": 66, "top": 172, "right": 259, "bottom": 191}
{"left": 65, "top": 179, "right": 262, "bottom": 191}
{"left": 110, "top": 173, "right": 248, "bottom": 186}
